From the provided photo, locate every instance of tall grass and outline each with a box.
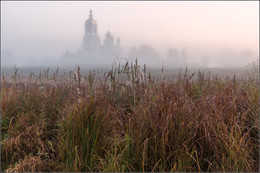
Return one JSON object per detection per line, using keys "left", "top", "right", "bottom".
{"left": 1, "top": 60, "right": 259, "bottom": 172}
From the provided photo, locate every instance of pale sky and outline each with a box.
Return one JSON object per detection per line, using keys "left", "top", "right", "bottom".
{"left": 1, "top": 1, "right": 259, "bottom": 67}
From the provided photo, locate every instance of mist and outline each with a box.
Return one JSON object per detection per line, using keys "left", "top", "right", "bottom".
{"left": 1, "top": 1, "right": 259, "bottom": 70}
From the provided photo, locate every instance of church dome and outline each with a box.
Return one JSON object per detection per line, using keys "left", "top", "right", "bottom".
{"left": 106, "top": 30, "right": 113, "bottom": 39}
{"left": 86, "top": 19, "right": 97, "bottom": 25}
{"left": 86, "top": 10, "right": 97, "bottom": 25}
{"left": 104, "top": 30, "right": 114, "bottom": 45}
{"left": 91, "top": 20, "right": 97, "bottom": 24}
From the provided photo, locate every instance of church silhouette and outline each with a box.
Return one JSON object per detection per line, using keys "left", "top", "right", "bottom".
{"left": 62, "top": 10, "right": 122, "bottom": 67}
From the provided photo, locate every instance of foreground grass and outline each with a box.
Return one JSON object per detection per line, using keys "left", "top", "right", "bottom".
{"left": 1, "top": 61, "right": 259, "bottom": 172}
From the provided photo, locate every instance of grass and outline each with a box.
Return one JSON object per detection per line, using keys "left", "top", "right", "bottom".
{"left": 1, "top": 60, "right": 259, "bottom": 172}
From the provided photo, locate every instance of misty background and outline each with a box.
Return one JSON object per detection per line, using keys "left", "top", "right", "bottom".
{"left": 1, "top": 1, "right": 259, "bottom": 70}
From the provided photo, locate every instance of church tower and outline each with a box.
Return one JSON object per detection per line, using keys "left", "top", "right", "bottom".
{"left": 82, "top": 10, "right": 101, "bottom": 51}
{"left": 85, "top": 10, "right": 97, "bottom": 36}
{"left": 104, "top": 30, "right": 115, "bottom": 47}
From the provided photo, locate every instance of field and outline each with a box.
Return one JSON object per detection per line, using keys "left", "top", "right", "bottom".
{"left": 1, "top": 60, "right": 259, "bottom": 172}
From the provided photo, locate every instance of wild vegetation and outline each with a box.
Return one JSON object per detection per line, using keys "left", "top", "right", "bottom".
{"left": 1, "top": 60, "right": 259, "bottom": 172}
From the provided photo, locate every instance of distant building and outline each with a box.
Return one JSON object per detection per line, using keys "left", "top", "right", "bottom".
{"left": 62, "top": 10, "right": 122, "bottom": 67}
{"left": 128, "top": 44, "right": 161, "bottom": 68}
{"left": 180, "top": 48, "right": 187, "bottom": 67}
{"left": 166, "top": 47, "right": 179, "bottom": 68}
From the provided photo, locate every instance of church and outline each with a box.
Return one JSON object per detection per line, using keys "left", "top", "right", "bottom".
{"left": 61, "top": 10, "right": 122, "bottom": 67}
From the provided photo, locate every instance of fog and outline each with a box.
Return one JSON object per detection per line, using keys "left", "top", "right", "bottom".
{"left": 1, "top": 1, "right": 259, "bottom": 69}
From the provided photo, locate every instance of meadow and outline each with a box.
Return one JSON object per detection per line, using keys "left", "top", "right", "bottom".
{"left": 1, "top": 60, "right": 259, "bottom": 172}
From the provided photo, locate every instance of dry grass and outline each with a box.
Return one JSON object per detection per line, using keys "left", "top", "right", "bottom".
{"left": 1, "top": 60, "right": 259, "bottom": 172}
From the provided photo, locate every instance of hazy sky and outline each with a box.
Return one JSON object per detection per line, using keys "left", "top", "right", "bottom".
{"left": 1, "top": 1, "right": 259, "bottom": 67}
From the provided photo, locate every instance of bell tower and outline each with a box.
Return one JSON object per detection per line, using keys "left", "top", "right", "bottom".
{"left": 82, "top": 10, "right": 100, "bottom": 51}
{"left": 85, "top": 10, "right": 97, "bottom": 36}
